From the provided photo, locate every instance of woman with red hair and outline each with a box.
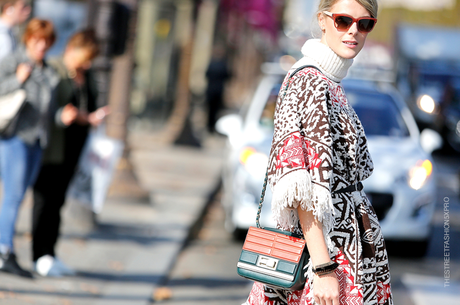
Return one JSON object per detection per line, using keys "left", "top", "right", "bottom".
{"left": 0, "top": 18, "right": 76, "bottom": 278}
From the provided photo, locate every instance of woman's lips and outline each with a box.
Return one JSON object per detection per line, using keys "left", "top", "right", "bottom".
{"left": 343, "top": 41, "right": 358, "bottom": 48}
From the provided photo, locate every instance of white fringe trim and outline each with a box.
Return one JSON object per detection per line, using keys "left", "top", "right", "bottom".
{"left": 271, "top": 170, "right": 336, "bottom": 251}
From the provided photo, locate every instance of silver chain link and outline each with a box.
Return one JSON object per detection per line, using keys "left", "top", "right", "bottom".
{"left": 255, "top": 172, "right": 268, "bottom": 228}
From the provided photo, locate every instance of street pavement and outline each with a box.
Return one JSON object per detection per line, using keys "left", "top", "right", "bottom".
{"left": 0, "top": 129, "right": 226, "bottom": 305}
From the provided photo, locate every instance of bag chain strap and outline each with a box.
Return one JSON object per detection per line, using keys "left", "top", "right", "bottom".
{"left": 255, "top": 65, "right": 319, "bottom": 229}
{"left": 255, "top": 172, "right": 269, "bottom": 228}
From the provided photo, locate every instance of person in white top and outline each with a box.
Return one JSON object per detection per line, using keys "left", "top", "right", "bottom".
{"left": 0, "top": 0, "right": 31, "bottom": 59}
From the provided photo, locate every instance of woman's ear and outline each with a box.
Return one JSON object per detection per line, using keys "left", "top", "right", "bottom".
{"left": 317, "top": 12, "right": 326, "bottom": 31}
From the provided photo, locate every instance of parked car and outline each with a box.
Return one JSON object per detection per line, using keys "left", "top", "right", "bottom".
{"left": 395, "top": 24, "right": 460, "bottom": 151}
{"left": 217, "top": 66, "right": 441, "bottom": 254}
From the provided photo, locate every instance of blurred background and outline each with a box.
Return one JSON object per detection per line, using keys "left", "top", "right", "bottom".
{"left": 0, "top": 0, "right": 459, "bottom": 304}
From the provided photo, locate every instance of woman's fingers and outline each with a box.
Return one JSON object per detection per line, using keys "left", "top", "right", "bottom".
{"left": 88, "top": 106, "right": 110, "bottom": 126}
{"left": 16, "top": 63, "right": 33, "bottom": 84}
{"left": 315, "top": 294, "right": 337, "bottom": 305}
{"left": 61, "top": 104, "right": 78, "bottom": 125}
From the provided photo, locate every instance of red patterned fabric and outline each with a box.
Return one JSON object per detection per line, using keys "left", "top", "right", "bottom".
{"left": 377, "top": 282, "right": 392, "bottom": 304}
{"left": 335, "top": 251, "right": 363, "bottom": 305}
{"left": 276, "top": 132, "right": 321, "bottom": 170}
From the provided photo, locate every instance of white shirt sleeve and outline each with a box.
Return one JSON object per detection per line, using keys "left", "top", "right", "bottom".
{"left": 0, "top": 30, "right": 14, "bottom": 60}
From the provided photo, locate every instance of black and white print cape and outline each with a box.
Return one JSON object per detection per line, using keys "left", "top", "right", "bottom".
{"left": 245, "top": 39, "right": 393, "bottom": 305}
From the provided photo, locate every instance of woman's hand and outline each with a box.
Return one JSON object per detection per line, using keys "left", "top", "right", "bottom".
{"left": 297, "top": 207, "right": 340, "bottom": 305}
{"left": 88, "top": 106, "right": 110, "bottom": 127}
{"left": 61, "top": 106, "right": 110, "bottom": 127}
{"left": 61, "top": 103, "right": 78, "bottom": 126}
{"left": 16, "top": 63, "right": 33, "bottom": 84}
{"left": 313, "top": 272, "right": 340, "bottom": 305}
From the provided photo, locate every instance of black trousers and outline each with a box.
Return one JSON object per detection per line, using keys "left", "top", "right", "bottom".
{"left": 32, "top": 126, "right": 88, "bottom": 262}
{"left": 206, "top": 92, "right": 224, "bottom": 133}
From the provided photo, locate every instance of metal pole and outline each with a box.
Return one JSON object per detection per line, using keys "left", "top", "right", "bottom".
{"left": 164, "top": 0, "right": 202, "bottom": 146}
{"left": 88, "top": 0, "right": 148, "bottom": 200}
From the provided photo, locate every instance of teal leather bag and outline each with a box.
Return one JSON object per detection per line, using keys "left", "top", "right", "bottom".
{"left": 237, "top": 224, "right": 309, "bottom": 291}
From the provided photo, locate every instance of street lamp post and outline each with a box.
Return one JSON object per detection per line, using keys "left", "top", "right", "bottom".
{"left": 88, "top": 0, "right": 148, "bottom": 200}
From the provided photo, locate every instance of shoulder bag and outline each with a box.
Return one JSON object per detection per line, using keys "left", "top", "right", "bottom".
{"left": 236, "top": 65, "right": 319, "bottom": 291}
{"left": 0, "top": 89, "right": 27, "bottom": 134}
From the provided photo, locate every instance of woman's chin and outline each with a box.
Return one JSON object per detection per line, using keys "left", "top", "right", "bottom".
{"left": 337, "top": 47, "right": 361, "bottom": 60}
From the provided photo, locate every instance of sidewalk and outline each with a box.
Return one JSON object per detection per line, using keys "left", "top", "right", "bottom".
{"left": 0, "top": 129, "right": 225, "bottom": 305}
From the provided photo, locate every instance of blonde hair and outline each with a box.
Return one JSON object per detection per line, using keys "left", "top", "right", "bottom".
{"left": 317, "top": 0, "right": 378, "bottom": 18}
{"left": 67, "top": 29, "right": 99, "bottom": 60}
{"left": 22, "top": 18, "right": 56, "bottom": 45}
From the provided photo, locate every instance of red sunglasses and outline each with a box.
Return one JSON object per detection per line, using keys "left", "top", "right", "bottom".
{"left": 324, "top": 11, "right": 377, "bottom": 33}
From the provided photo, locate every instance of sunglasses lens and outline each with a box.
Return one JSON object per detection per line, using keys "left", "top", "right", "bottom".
{"left": 358, "top": 19, "right": 375, "bottom": 33}
{"left": 334, "top": 15, "right": 353, "bottom": 31}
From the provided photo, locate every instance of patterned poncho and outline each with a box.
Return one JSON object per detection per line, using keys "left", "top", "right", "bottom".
{"left": 245, "top": 39, "right": 393, "bottom": 305}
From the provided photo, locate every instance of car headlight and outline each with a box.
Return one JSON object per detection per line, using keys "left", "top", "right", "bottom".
{"left": 408, "top": 160, "right": 433, "bottom": 190}
{"left": 239, "top": 147, "right": 269, "bottom": 177}
{"left": 417, "top": 94, "right": 436, "bottom": 114}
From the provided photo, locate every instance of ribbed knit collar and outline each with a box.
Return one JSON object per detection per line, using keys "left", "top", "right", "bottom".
{"left": 300, "top": 39, "right": 353, "bottom": 83}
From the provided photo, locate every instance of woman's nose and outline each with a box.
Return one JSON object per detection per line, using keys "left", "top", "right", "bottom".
{"left": 37, "top": 39, "right": 50, "bottom": 51}
{"left": 348, "top": 21, "right": 359, "bottom": 35}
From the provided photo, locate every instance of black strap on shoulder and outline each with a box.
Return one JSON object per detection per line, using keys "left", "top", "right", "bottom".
{"left": 255, "top": 64, "right": 319, "bottom": 229}
{"left": 280, "top": 65, "right": 320, "bottom": 101}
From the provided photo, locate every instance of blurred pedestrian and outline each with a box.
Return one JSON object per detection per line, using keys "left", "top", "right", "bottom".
{"left": 0, "top": 0, "right": 31, "bottom": 178}
{"left": 0, "top": 19, "right": 76, "bottom": 278}
{"left": 205, "top": 44, "right": 231, "bottom": 133}
{"left": 0, "top": 0, "right": 31, "bottom": 59}
{"left": 243, "top": 0, "right": 393, "bottom": 305}
{"left": 32, "top": 29, "right": 108, "bottom": 277}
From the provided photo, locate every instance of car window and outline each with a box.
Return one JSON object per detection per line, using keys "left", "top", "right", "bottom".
{"left": 259, "top": 82, "right": 281, "bottom": 128}
{"left": 257, "top": 83, "right": 410, "bottom": 138}
{"left": 347, "top": 91, "right": 410, "bottom": 137}
{"left": 440, "top": 76, "right": 460, "bottom": 108}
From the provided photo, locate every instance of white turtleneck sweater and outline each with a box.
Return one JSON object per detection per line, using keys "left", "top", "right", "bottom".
{"left": 294, "top": 39, "right": 353, "bottom": 83}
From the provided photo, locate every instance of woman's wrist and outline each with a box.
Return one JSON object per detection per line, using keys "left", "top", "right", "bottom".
{"left": 312, "top": 261, "right": 339, "bottom": 276}
{"left": 315, "top": 270, "right": 336, "bottom": 277}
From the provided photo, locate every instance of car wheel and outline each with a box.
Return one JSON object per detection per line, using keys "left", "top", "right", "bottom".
{"left": 407, "top": 240, "right": 430, "bottom": 257}
{"left": 386, "top": 239, "right": 430, "bottom": 258}
{"left": 223, "top": 210, "right": 247, "bottom": 241}
{"left": 232, "top": 228, "right": 248, "bottom": 241}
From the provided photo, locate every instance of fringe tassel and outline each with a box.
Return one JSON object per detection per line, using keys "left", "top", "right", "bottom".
{"left": 304, "top": 260, "right": 315, "bottom": 303}
{"left": 271, "top": 170, "right": 336, "bottom": 251}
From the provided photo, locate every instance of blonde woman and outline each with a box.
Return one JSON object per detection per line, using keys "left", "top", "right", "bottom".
{"left": 32, "top": 29, "right": 107, "bottom": 277}
{"left": 244, "top": 0, "right": 393, "bottom": 304}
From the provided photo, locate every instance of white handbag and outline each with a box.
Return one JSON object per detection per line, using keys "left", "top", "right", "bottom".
{"left": 0, "top": 89, "right": 27, "bottom": 133}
